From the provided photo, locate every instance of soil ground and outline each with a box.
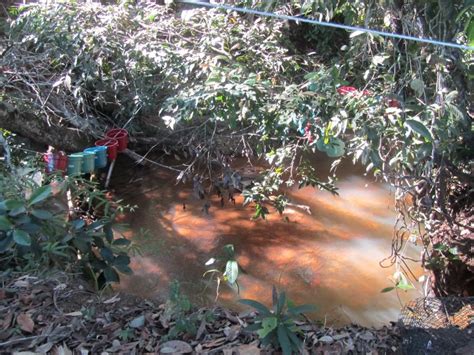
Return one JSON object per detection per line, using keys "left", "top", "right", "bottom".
{"left": 1, "top": 272, "right": 472, "bottom": 354}
{"left": 0, "top": 272, "right": 401, "bottom": 354}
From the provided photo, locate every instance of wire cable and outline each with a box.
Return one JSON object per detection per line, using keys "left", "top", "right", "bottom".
{"left": 178, "top": 0, "right": 474, "bottom": 51}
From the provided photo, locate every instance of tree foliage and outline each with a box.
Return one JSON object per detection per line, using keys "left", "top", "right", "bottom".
{"left": 1, "top": 0, "right": 472, "bottom": 294}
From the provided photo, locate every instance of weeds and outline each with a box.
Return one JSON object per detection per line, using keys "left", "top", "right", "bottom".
{"left": 240, "top": 286, "right": 316, "bottom": 355}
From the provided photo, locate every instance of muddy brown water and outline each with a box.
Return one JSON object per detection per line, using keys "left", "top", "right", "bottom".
{"left": 113, "top": 157, "right": 423, "bottom": 327}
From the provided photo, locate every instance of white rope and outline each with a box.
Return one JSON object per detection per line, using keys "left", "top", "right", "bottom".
{"left": 178, "top": 0, "right": 474, "bottom": 51}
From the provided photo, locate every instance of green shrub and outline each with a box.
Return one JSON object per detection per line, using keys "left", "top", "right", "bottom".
{"left": 0, "top": 149, "right": 134, "bottom": 289}
{"left": 240, "top": 287, "right": 316, "bottom": 355}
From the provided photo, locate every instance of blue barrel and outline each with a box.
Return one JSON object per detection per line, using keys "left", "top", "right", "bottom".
{"left": 84, "top": 146, "right": 108, "bottom": 169}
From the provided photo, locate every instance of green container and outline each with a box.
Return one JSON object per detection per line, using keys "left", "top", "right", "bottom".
{"left": 67, "top": 153, "right": 83, "bottom": 176}
{"left": 82, "top": 151, "right": 95, "bottom": 173}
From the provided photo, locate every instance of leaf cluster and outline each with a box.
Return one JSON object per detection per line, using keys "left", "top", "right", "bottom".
{"left": 240, "top": 287, "right": 316, "bottom": 354}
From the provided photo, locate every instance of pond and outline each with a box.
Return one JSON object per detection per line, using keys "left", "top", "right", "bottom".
{"left": 114, "top": 157, "right": 423, "bottom": 327}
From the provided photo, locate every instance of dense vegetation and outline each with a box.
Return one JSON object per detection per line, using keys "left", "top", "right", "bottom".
{"left": 0, "top": 0, "right": 472, "bottom": 304}
{"left": 0, "top": 134, "right": 136, "bottom": 289}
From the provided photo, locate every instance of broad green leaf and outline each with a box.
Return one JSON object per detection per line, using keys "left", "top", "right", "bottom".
{"left": 410, "top": 78, "right": 424, "bottom": 96}
{"left": 381, "top": 287, "right": 395, "bottom": 293}
{"left": 9, "top": 206, "right": 26, "bottom": 217}
{"left": 104, "top": 224, "right": 114, "bottom": 243}
{"left": 0, "top": 215, "right": 13, "bottom": 231}
{"left": 223, "top": 244, "right": 235, "bottom": 258}
{"left": 257, "top": 317, "right": 277, "bottom": 338}
{"left": 28, "top": 185, "right": 52, "bottom": 206}
{"left": 239, "top": 299, "right": 272, "bottom": 316}
{"left": 103, "top": 266, "right": 120, "bottom": 283}
{"left": 100, "top": 247, "right": 114, "bottom": 262}
{"left": 397, "top": 283, "right": 415, "bottom": 291}
{"left": 2, "top": 200, "right": 24, "bottom": 210}
{"left": 93, "top": 236, "right": 105, "bottom": 248}
{"left": 405, "top": 119, "right": 433, "bottom": 141}
{"left": 467, "top": 18, "right": 474, "bottom": 47}
{"left": 30, "top": 209, "right": 53, "bottom": 220}
{"left": 326, "top": 138, "right": 345, "bottom": 157}
{"left": 71, "top": 219, "right": 85, "bottom": 230}
{"left": 277, "top": 291, "right": 286, "bottom": 315}
{"left": 0, "top": 234, "right": 14, "bottom": 252}
{"left": 13, "top": 229, "right": 31, "bottom": 246}
{"left": 316, "top": 137, "right": 345, "bottom": 157}
{"left": 286, "top": 326, "right": 303, "bottom": 348}
{"left": 396, "top": 278, "right": 415, "bottom": 291}
{"left": 277, "top": 324, "right": 292, "bottom": 355}
{"left": 19, "top": 221, "right": 40, "bottom": 234}
{"left": 288, "top": 304, "right": 317, "bottom": 315}
{"left": 114, "top": 264, "right": 132, "bottom": 274}
{"left": 114, "top": 254, "right": 131, "bottom": 266}
{"left": 62, "top": 234, "right": 73, "bottom": 243}
{"left": 73, "top": 237, "right": 90, "bottom": 253}
{"left": 224, "top": 260, "right": 239, "bottom": 284}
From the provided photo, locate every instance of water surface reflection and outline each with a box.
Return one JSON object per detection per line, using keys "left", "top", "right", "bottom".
{"left": 116, "top": 161, "right": 422, "bottom": 327}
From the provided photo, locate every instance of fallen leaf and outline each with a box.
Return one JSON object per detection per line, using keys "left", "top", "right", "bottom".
{"left": 35, "top": 342, "right": 54, "bottom": 353}
{"left": 333, "top": 332, "right": 350, "bottom": 340}
{"left": 196, "top": 317, "right": 207, "bottom": 340}
{"left": 235, "top": 344, "right": 260, "bottom": 355}
{"left": 224, "top": 325, "right": 240, "bottom": 341}
{"left": 13, "top": 280, "right": 30, "bottom": 288}
{"left": 19, "top": 293, "right": 33, "bottom": 305}
{"left": 160, "top": 340, "right": 192, "bottom": 354}
{"left": 129, "top": 315, "right": 145, "bottom": 328}
{"left": 202, "top": 337, "right": 227, "bottom": 348}
{"left": 318, "top": 335, "right": 334, "bottom": 343}
{"left": 53, "top": 283, "right": 67, "bottom": 291}
{"left": 17, "top": 313, "right": 34, "bottom": 333}
{"left": 65, "top": 311, "right": 83, "bottom": 317}
{"left": 344, "top": 338, "right": 355, "bottom": 352}
{"left": 52, "top": 344, "right": 73, "bottom": 355}
{"left": 106, "top": 339, "right": 122, "bottom": 352}
{"left": 103, "top": 294, "right": 121, "bottom": 304}
{"left": 1, "top": 312, "right": 12, "bottom": 330}
{"left": 359, "top": 331, "right": 375, "bottom": 341}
